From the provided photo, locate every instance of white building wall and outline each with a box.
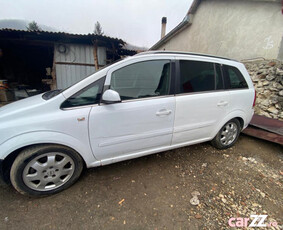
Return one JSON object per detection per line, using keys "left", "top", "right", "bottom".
{"left": 159, "top": 0, "right": 283, "bottom": 61}
{"left": 55, "top": 43, "right": 106, "bottom": 89}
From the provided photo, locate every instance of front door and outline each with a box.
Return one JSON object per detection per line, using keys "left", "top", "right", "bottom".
{"left": 89, "top": 59, "right": 175, "bottom": 162}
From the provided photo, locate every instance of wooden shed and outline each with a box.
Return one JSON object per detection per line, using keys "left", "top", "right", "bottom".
{"left": 0, "top": 29, "right": 135, "bottom": 101}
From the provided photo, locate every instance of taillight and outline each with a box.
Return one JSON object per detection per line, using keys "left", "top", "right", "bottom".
{"left": 253, "top": 90, "right": 256, "bottom": 108}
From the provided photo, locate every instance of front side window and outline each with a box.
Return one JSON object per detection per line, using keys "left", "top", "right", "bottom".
{"left": 61, "top": 77, "right": 105, "bottom": 108}
{"left": 179, "top": 60, "right": 221, "bottom": 93}
{"left": 223, "top": 65, "right": 248, "bottom": 89}
{"left": 110, "top": 60, "right": 171, "bottom": 100}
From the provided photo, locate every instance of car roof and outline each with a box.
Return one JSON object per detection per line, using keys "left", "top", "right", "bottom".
{"left": 135, "top": 51, "right": 239, "bottom": 63}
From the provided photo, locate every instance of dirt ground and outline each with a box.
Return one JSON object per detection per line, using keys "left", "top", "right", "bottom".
{"left": 0, "top": 135, "right": 282, "bottom": 230}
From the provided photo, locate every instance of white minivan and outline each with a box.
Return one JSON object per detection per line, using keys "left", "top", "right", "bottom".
{"left": 0, "top": 51, "right": 255, "bottom": 196}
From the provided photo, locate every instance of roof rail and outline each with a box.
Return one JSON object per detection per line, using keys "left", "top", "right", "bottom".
{"left": 135, "top": 50, "right": 238, "bottom": 62}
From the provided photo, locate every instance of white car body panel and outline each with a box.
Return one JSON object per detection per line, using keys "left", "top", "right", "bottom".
{"left": 173, "top": 91, "right": 229, "bottom": 145}
{"left": 94, "top": 136, "right": 211, "bottom": 167}
{"left": 0, "top": 94, "right": 97, "bottom": 165}
{"left": 89, "top": 97, "right": 175, "bottom": 161}
{"left": 0, "top": 51, "right": 255, "bottom": 171}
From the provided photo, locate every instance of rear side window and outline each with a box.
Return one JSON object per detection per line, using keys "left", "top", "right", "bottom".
{"left": 223, "top": 65, "right": 248, "bottom": 89}
{"left": 179, "top": 60, "right": 223, "bottom": 93}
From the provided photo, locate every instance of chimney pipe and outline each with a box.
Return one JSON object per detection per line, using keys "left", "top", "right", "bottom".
{"left": 161, "top": 17, "right": 167, "bottom": 39}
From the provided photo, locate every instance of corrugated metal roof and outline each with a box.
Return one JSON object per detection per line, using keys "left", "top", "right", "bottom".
{"left": 0, "top": 28, "right": 125, "bottom": 45}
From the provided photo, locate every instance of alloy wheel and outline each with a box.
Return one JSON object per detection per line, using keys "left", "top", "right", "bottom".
{"left": 220, "top": 122, "right": 238, "bottom": 146}
{"left": 22, "top": 152, "right": 75, "bottom": 191}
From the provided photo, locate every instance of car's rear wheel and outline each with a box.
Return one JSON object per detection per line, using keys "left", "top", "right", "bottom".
{"left": 10, "top": 144, "right": 83, "bottom": 196}
{"left": 211, "top": 119, "right": 241, "bottom": 149}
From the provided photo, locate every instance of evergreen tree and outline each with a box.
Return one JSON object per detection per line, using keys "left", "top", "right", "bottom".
{"left": 94, "top": 21, "right": 103, "bottom": 35}
{"left": 26, "top": 21, "right": 41, "bottom": 31}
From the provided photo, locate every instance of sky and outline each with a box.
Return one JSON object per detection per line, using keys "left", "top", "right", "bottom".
{"left": 0, "top": 0, "right": 193, "bottom": 48}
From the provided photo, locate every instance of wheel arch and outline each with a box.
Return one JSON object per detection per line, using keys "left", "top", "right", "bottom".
{"left": 0, "top": 131, "right": 98, "bottom": 183}
{"left": 1, "top": 143, "right": 86, "bottom": 184}
{"left": 211, "top": 110, "right": 247, "bottom": 139}
{"left": 235, "top": 116, "right": 244, "bottom": 130}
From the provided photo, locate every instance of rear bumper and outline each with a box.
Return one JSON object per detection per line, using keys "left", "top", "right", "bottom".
{"left": 243, "top": 109, "right": 254, "bottom": 130}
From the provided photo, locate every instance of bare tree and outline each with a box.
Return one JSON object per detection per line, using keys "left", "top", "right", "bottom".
{"left": 27, "top": 21, "right": 41, "bottom": 31}
{"left": 94, "top": 21, "right": 103, "bottom": 35}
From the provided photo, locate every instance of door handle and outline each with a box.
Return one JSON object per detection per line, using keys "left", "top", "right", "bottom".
{"left": 156, "top": 109, "right": 172, "bottom": 116}
{"left": 217, "top": 101, "right": 228, "bottom": 107}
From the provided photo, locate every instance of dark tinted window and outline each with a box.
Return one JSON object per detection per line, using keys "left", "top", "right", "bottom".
{"left": 223, "top": 65, "right": 248, "bottom": 89}
{"left": 61, "top": 77, "right": 105, "bottom": 108}
{"left": 179, "top": 60, "right": 220, "bottom": 93}
{"left": 111, "top": 60, "right": 171, "bottom": 100}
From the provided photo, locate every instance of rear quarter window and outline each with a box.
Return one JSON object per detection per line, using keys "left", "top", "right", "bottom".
{"left": 223, "top": 65, "right": 248, "bottom": 89}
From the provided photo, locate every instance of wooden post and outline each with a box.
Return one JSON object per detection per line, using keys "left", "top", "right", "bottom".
{"left": 111, "top": 42, "right": 116, "bottom": 61}
{"left": 51, "top": 47, "right": 57, "bottom": 90}
{"left": 93, "top": 40, "right": 99, "bottom": 71}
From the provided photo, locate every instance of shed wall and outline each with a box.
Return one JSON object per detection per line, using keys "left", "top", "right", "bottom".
{"left": 55, "top": 44, "right": 106, "bottom": 89}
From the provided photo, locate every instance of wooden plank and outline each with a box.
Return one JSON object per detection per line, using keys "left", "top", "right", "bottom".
{"left": 249, "top": 114, "right": 283, "bottom": 135}
{"left": 51, "top": 49, "right": 57, "bottom": 90}
{"left": 0, "top": 90, "right": 15, "bottom": 102}
{"left": 55, "top": 62, "right": 95, "bottom": 67}
{"left": 242, "top": 127, "right": 283, "bottom": 145}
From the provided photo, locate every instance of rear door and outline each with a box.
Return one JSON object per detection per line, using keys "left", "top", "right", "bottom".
{"left": 172, "top": 59, "right": 230, "bottom": 145}
{"left": 222, "top": 64, "right": 254, "bottom": 127}
{"left": 89, "top": 57, "right": 176, "bottom": 162}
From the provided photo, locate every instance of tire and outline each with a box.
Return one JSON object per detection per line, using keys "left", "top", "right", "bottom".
{"left": 10, "top": 144, "right": 84, "bottom": 197}
{"left": 211, "top": 119, "right": 241, "bottom": 150}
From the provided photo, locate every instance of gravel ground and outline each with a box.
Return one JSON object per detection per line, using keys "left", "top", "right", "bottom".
{"left": 0, "top": 135, "right": 282, "bottom": 230}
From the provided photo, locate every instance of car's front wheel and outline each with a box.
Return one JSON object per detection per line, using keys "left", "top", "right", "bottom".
{"left": 211, "top": 119, "right": 241, "bottom": 149}
{"left": 10, "top": 144, "right": 83, "bottom": 196}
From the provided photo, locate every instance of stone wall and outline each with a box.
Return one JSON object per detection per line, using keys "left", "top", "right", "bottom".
{"left": 244, "top": 60, "right": 283, "bottom": 120}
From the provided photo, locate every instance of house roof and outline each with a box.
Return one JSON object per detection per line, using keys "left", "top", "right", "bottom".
{"left": 0, "top": 28, "right": 125, "bottom": 47}
{"left": 150, "top": 0, "right": 282, "bottom": 50}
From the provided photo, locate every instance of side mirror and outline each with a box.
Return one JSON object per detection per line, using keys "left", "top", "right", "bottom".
{"left": 102, "top": 89, "right": 121, "bottom": 104}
